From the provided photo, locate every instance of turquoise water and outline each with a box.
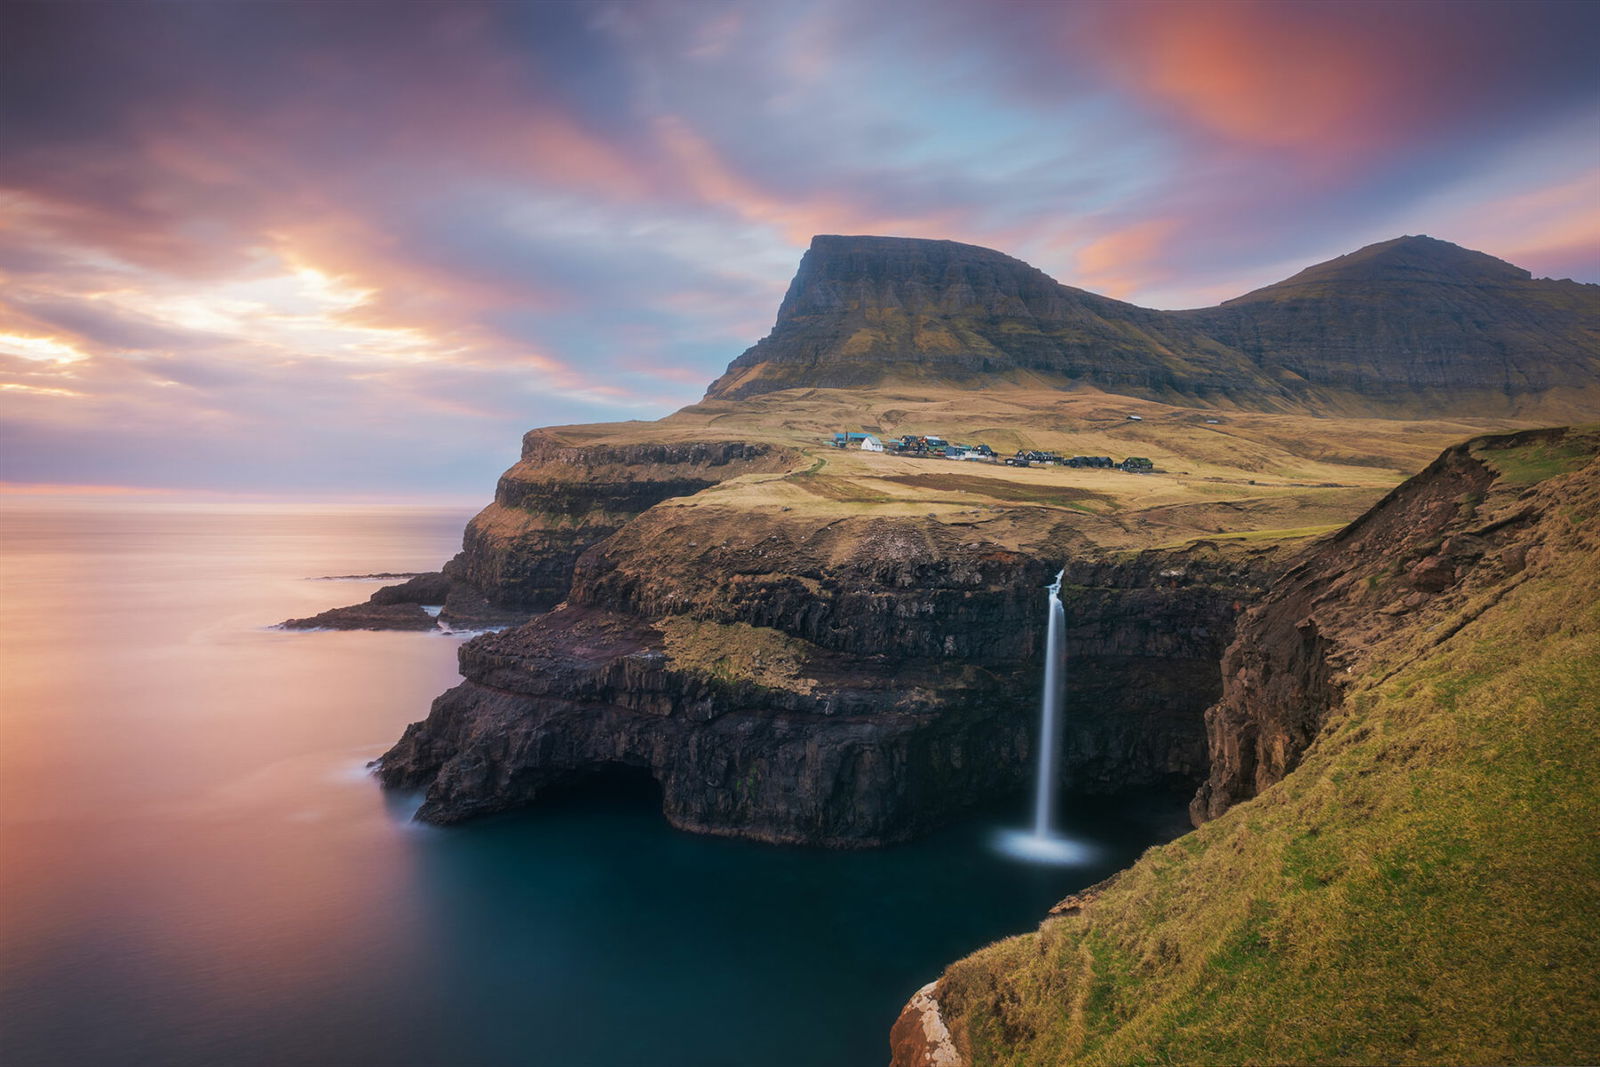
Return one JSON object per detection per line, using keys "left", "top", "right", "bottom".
{"left": 0, "top": 502, "right": 1191, "bottom": 1067}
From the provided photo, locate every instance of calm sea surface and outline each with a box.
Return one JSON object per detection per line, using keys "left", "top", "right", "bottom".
{"left": 0, "top": 502, "right": 1190, "bottom": 1067}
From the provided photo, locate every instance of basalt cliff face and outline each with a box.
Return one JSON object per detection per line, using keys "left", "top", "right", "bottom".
{"left": 709, "top": 234, "right": 1600, "bottom": 418}
{"left": 893, "top": 425, "right": 1600, "bottom": 1066}
{"left": 378, "top": 516, "right": 1277, "bottom": 844}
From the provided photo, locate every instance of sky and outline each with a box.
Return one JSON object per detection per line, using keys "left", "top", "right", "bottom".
{"left": 2, "top": 0, "right": 1597, "bottom": 499}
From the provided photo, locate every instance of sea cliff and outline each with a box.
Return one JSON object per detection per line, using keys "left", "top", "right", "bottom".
{"left": 892, "top": 426, "right": 1600, "bottom": 1066}
{"left": 377, "top": 515, "right": 1279, "bottom": 844}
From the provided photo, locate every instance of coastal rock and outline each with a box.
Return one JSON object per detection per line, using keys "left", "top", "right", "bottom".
{"left": 278, "top": 568, "right": 529, "bottom": 631}
{"left": 457, "top": 434, "right": 798, "bottom": 611}
{"left": 889, "top": 983, "right": 965, "bottom": 1067}
{"left": 280, "top": 600, "right": 441, "bottom": 631}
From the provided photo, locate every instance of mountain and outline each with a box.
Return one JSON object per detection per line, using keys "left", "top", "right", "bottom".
{"left": 704, "top": 235, "right": 1266, "bottom": 404}
{"left": 707, "top": 234, "right": 1600, "bottom": 419}
{"left": 1183, "top": 236, "right": 1600, "bottom": 415}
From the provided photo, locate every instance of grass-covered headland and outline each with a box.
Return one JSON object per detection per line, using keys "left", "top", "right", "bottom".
{"left": 924, "top": 431, "right": 1600, "bottom": 1066}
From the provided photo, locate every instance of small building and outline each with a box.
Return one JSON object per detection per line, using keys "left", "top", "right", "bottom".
{"left": 893, "top": 434, "right": 927, "bottom": 455}
{"left": 1120, "top": 456, "right": 1154, "bottom": 472}
{"left": 859, "top": 434, "right": 884, "bottom": 452}
{"left": 1126, "top": 415, "right": 1143, "bottom": 421}
{"left": 1067, "top": 455, "right": 1114, "bottom": 469}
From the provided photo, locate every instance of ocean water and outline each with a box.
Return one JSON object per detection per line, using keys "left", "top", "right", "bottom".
{"left": 0, "top": 501, "right": 1191, "bottom": 1067}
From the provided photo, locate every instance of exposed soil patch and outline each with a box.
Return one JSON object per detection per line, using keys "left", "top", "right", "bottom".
{"left": 880, "top": 472, "right": 1118, "bottom": 509}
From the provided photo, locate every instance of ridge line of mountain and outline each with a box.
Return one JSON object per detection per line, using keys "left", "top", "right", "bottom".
{"left": 706, "top": 233, "right": 1600, "bottom": 421}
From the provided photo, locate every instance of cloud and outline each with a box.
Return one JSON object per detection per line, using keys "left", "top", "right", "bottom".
{"left": 0, "top": 0, "right": 1595, "bottom": 493}
{"left": 1075, "top": 219, "right": 1182, "bottom": 300}
{"left": 1077, "top": 1, "right": 1598, "bottom": 159}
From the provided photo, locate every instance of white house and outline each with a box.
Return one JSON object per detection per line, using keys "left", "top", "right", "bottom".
{"left": 859, "top": 434, "right": 885, "bottom": 452}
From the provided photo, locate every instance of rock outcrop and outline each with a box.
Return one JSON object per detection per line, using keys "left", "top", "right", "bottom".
{"left": 889, "top": 983, "right": 963, "bottom": 1067}
{"left": 278, "top": 571, "right": 528, "bottom": 631}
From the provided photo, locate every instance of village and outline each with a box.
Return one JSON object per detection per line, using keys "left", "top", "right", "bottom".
{"left": 830, "top": 430, "right": 1156, "bottom": 472}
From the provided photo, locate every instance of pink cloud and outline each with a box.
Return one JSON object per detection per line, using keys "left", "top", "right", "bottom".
{"left": 1074, "top": 218, "right": 1182, "bottom": 300}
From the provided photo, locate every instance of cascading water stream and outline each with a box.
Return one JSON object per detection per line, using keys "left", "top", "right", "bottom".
{"left": 995, "top": 568, "right": 1092, "bottom": 865}
{"left": 1032, "top": 569, "right": 1066, "bottom": 837}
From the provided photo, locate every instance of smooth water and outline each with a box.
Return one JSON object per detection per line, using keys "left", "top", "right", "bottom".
{"left": 0, "top": 502, "right": 1191, "bottom": 1067}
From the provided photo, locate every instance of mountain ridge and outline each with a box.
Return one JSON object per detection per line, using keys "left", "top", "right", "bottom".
{"left": 707, "top": 234, "right": 1600, "bottom": 419}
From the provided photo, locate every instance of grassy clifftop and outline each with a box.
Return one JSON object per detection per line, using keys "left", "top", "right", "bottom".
{"left": 919, "top": 434, "right": 1600, "bottom": 1066}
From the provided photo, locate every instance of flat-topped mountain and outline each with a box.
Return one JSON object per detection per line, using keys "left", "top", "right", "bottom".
{"left": 707, "top": 234, "right": 1600, "bottom": 418}
{"left": 705, "top": 235, "right": 1259, "bottom": 403}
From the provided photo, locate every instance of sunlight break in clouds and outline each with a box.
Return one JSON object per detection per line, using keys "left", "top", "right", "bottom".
{"left": 0, "top": 333, "right": 91, "bottom": 365}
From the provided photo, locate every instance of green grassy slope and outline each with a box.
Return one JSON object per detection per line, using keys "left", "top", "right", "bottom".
{"left": 933, "top": 449, "right": 1600, "bottom": 1066}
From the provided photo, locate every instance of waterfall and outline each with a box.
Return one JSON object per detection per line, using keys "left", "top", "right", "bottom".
{"left": 1032, "top": 569, "right": 1066, "bottom": 836}
{"left": 994, "top": 568, "right": 1091, "bottom": 865}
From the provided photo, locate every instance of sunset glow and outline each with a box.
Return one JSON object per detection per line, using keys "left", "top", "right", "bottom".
{"left": 2, "top": 0, "right": 1596, "bottom": 494}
